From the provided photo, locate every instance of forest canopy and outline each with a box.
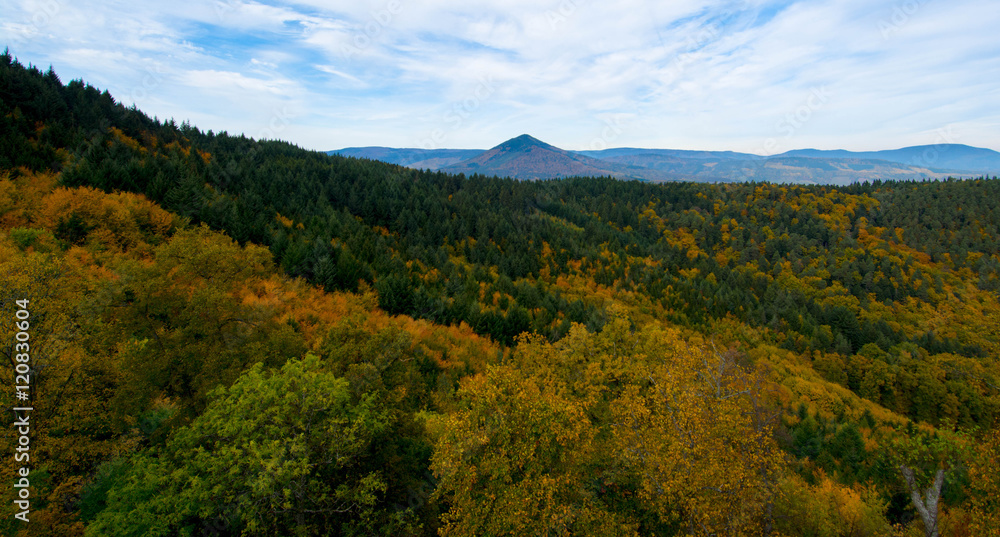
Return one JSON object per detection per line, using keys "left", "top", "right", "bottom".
{"left": 2, "top": 50, "right": 999, "bottom": 536}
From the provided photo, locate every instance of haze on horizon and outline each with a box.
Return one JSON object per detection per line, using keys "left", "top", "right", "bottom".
{"left": 3, "top": 0, "right": 998, "bottom": 155}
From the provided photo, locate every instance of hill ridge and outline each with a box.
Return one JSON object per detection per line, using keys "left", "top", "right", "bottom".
{"left": 331, "top": 137, "right": 1000, "bottom": 184}
{"left": 439, "top": 134, "right": 674, "bottom": 181}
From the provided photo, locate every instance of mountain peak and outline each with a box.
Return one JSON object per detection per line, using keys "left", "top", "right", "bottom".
{"left": 494, "top": 134, "right": 552, "bottom": 151}
{"left": 443, "top": 134, "right": 632, "bottom": 180}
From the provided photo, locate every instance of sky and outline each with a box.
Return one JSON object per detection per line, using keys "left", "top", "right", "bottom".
{"left": 3, "top": 0, "right": 999, "bottom": 154}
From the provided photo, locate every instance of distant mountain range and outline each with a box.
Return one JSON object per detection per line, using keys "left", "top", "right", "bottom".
{"left": 438, "top": 134, "right": 670, "bottom": 181}
{"left": 331, "top": 147, "right": 483, "bottom": 170}
{"left": 330, "top": 135, "right": 1000, "bottom": 184}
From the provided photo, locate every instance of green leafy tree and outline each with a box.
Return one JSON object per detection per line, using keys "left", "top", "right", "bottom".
{"left": 87, "top": 355, "right": 418, "bottom": 536}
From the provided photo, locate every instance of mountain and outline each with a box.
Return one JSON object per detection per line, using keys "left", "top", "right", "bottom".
{"left": 777, "top": 144, "right": 1000, "bottom": 174}
{"left": 329, "top": 147, "right": 483, "bottom": 170}
{"left": 577, "top": 147, "right": 760, "bottom": 161}
{"left": 439, "top": 134, "right": 686, "bottom": 181}
{"left": 332, "top": 138, "right": 998, "bottom": 184}
{"left": 580, "top": 145, "right": 996, "bottom": 184}
{"left": 592, "top": 154, "right": 960, "bottom": 185}
{"left": 715, "top": 156, "right": 960, "bottom": 185}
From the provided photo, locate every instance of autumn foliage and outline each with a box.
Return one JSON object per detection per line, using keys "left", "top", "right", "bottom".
{"left": 2, "top": 52, "right": 999, "bottom": 536}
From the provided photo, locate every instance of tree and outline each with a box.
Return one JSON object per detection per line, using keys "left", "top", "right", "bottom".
{"left": 87, "top": 355, "right": 416, "bottom": 536}
{"left": 609, "top": 334, "right": 784, "bottom": 536}
{"left": 899, "top": 466, "right": 944, "bottom": 537}
{"left": 891, "top": 429, "right": 971, "bottom": 537}
{"left": 967, "top": 425, "right": 1000, "bottom": 536}
{"left": 432, "top": 308, "right": 786, "bottom": 536}
{"left": 105, "top": 224, "right": 305, "bottom": 417}
{"left": 430, "top": 362, "right": 632, "bottom": 536}
{"left": 773, "top": 473, "right": 892, "bottom": 537}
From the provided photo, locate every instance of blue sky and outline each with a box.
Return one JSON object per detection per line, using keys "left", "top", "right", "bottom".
{"left": 3, "top": 0, "right": 998, "bottom": 153}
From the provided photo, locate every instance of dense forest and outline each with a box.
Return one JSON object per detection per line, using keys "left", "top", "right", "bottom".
{"left": 2, "top": 50, "right": 999, "bottom": 536}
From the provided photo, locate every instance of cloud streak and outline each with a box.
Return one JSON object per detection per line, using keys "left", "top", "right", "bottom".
{"left": 4, "top": 0, "right": 998, "bottom": 153}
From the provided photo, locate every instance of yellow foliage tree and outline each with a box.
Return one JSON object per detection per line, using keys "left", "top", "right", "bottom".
{"left": 432, "top": 306, "right": 787, "bottom": 536}
{"left": 967, "top": 425, "right": 1000, "bottom": 536}
{"left": 608, "top": 328, "right": 784, "bottom": 535}
{"left": 431, "top": 363, "right": 634, "bottom": 536}
{"left": 773, "top": 472, "right": 892, "bottom": 537}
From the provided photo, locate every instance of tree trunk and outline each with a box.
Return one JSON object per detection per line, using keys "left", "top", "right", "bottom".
{"left": 899, "top": 465, "right": 944, "bottom": 537}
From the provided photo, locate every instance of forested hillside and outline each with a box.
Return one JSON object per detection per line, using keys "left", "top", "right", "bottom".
{"left": 2, "top": 51, "right": 999, "bottom": 536}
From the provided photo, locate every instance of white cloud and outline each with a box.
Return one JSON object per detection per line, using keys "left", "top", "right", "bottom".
{"left": 179, "top": 69, "right": 297, "bottom": 96}
{"left": 3, "top": 0, "right": 998, "bottom": 152}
